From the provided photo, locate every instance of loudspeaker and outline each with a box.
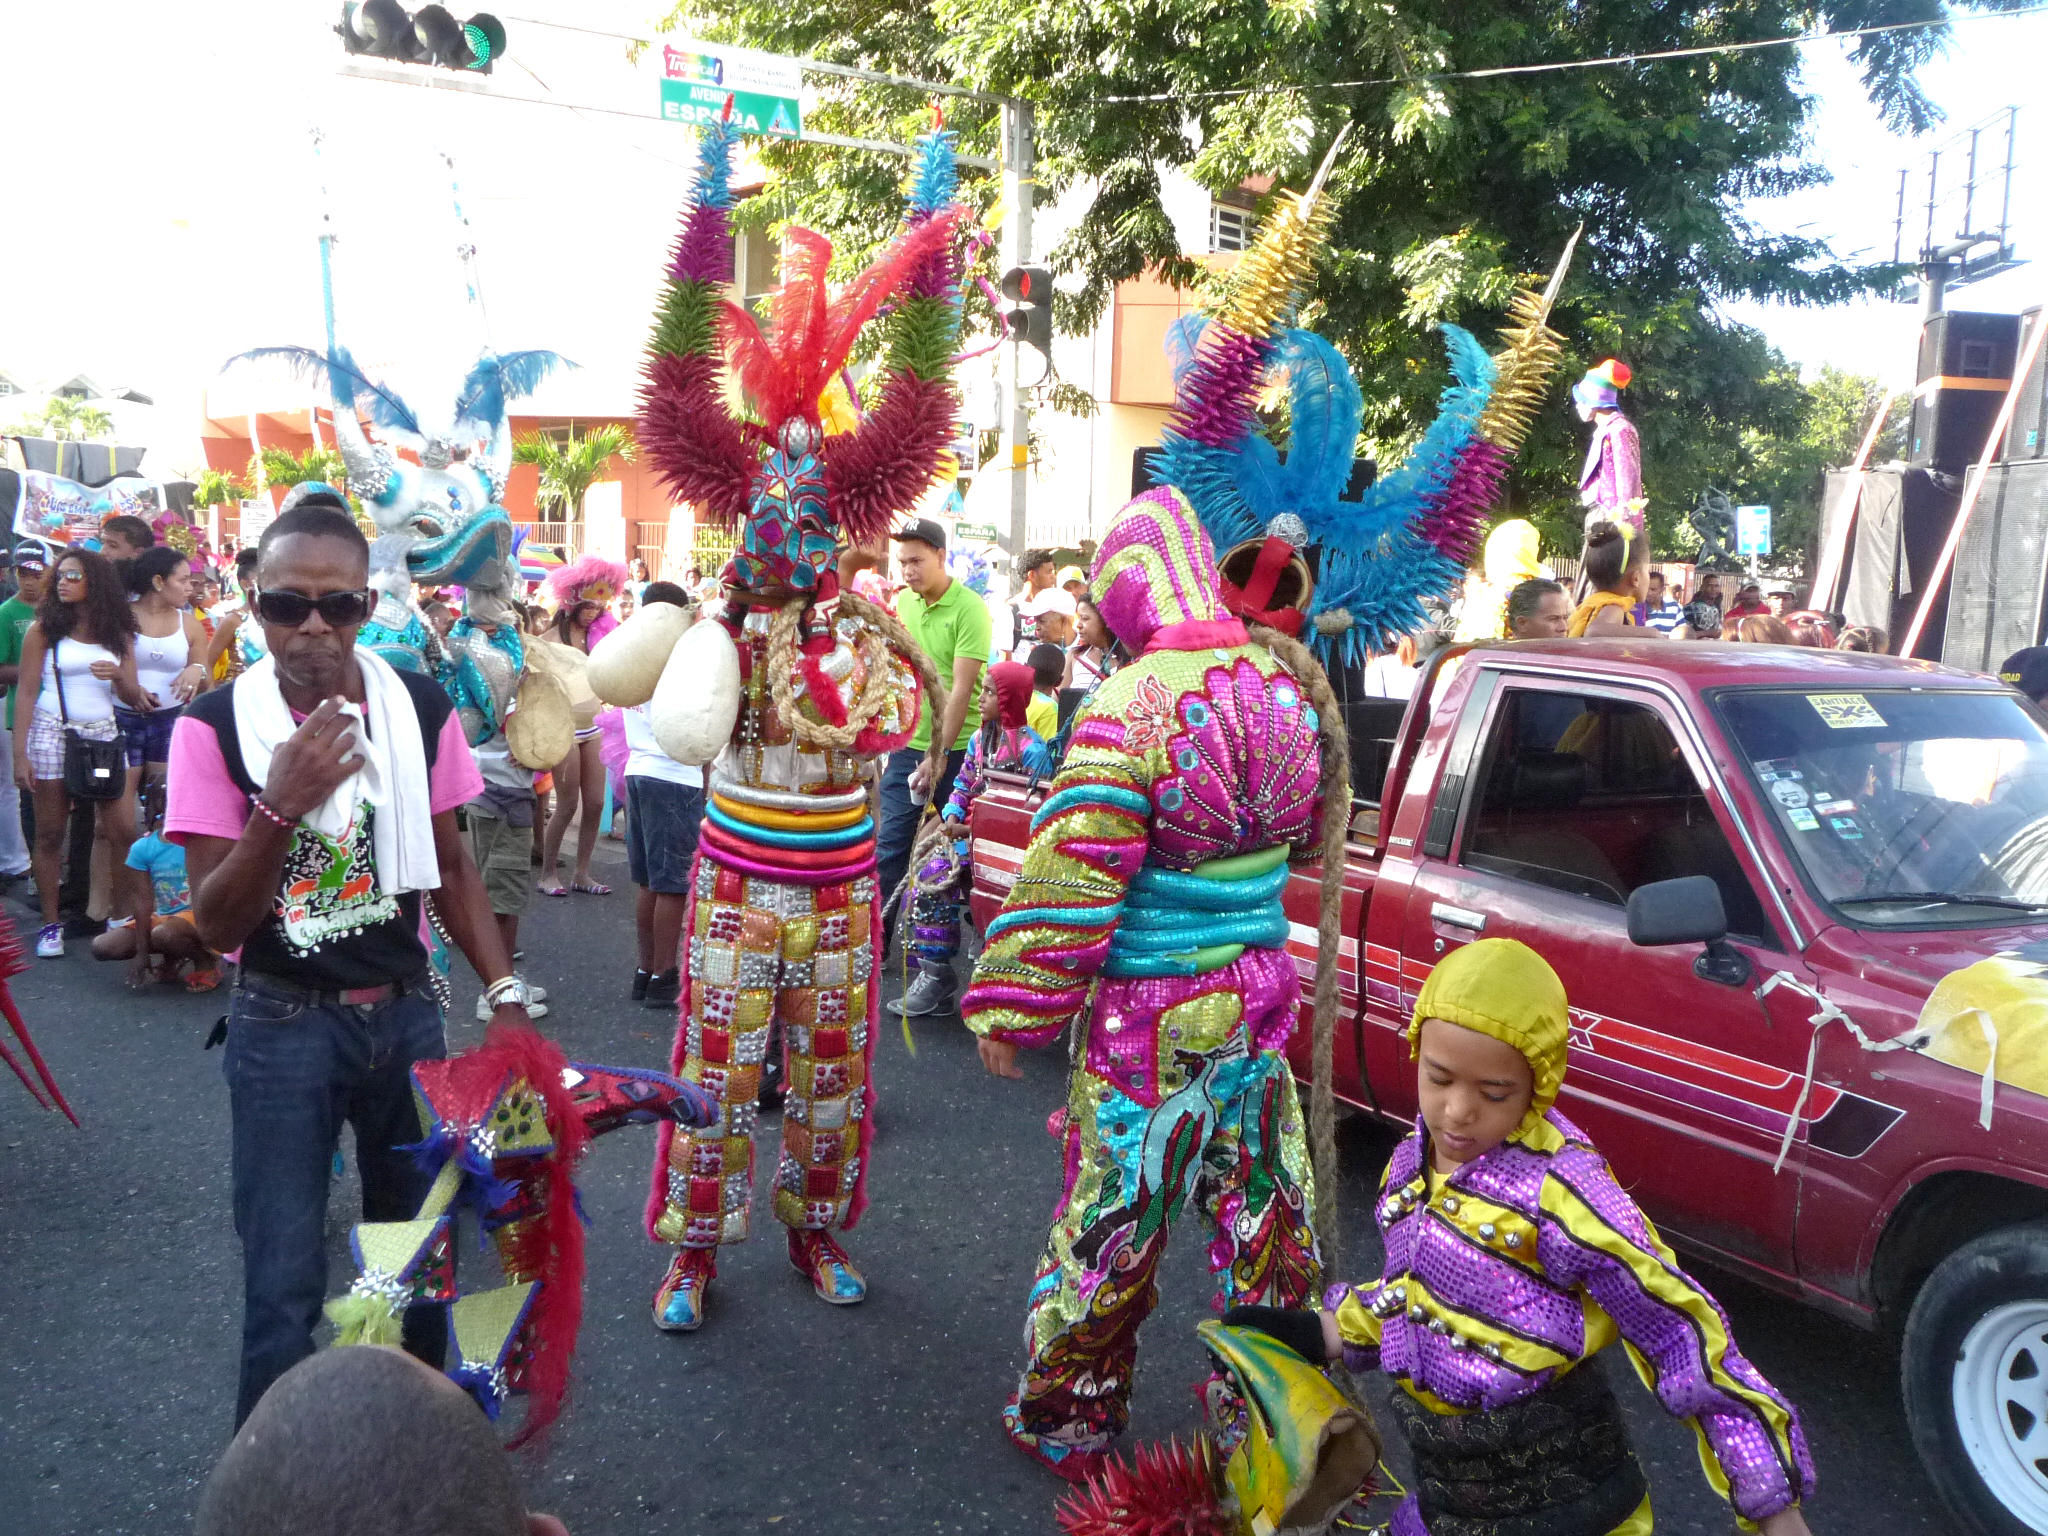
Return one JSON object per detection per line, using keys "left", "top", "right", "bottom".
{"left": 2003, "top": 306, "right": 2048, "bottom": 463}
{"left": 1911, "top": 310, "right": 2020, "bottom": 473}
{"left": 1834, "top": 465, "right": 1963, "bottom": 660}
{"left": 1945, "top": 460, "right": 2048, "bottom": 670}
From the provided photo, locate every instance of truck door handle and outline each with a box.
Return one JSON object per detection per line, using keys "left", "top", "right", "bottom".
{"left": 1431, "top": 902, "right": 1486, "bottom": 935}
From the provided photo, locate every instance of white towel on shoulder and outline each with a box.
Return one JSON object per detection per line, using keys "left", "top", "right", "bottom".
{"left": 231, "top": 647, "right": 440, "bottom": 895}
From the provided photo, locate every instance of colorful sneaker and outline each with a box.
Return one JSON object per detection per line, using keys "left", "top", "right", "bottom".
{"left": 652, "top": 1248, "right": 715, "bottom": 1333}
{"left": 35, "top": 923, "right": 62, "bottom": 959}
{"left": 1000, "top": 1394, "right": 1114, "bottom": 1484}
{"left": 788, "top": 1229, "right": 867, "bottom": 1305}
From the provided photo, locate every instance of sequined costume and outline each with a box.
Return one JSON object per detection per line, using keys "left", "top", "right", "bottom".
{"left": 1325, "top": 939, "right": 1814, "bottom": 1534}
{"left": 963, "top": 486, "right": 1327, "bottom": 1477}
{"left": 907, "top": 669, "right": 1052, "bottom": 973}
{"left": 632, "top": 120, "right": 967, "bottom": 1329}
{"left": 1575, "top": 359, "right": 1645, "bottom": 538}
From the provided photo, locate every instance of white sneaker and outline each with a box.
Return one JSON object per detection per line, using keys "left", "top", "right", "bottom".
{"left": 476, "top": 980, "right": 550, "bottom": 1021}
{"left": 35, "top": 923, "right": 62, "bottom": 959}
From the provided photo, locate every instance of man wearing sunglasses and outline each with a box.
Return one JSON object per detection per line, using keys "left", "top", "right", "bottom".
{"left": 163, "top": 491, "right": 534, "bottom": 1427}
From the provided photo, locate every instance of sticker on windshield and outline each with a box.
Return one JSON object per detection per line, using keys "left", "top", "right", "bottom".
{"left": 1815, "top": 797, "right": 1855, "bottom": 815}
{"left": 1788, "top": 807, "right": 1820, "bottom": 831}
{"left": 1828, "top": 815, "right": 1864, "bottom": 841}
{"left": 1770, "top": 779, "right": 1811, "bottom": 810}
{"left": 1810, "top": 693, "right": 1887, "bottom": 730}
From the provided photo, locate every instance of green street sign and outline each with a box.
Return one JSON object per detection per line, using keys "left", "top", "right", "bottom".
{"left": 954, "top": 522, "right": 999, "bottom": 541}
{"left": 659, "top": 78, "right": 801, "bottom": 138}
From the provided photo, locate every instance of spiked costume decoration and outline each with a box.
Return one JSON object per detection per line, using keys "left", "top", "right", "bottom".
{"left": 621, "top": 119, "right": 967, "bottom": 1332}
{"left": 962, "top": 485, "right": 1341, "bottom": 1482}
{"left": 1154, "top": 155, "right": 1575, "bottom": 669}
{"left": 327, "top": 1025, "right": 717, "bottom": 1441}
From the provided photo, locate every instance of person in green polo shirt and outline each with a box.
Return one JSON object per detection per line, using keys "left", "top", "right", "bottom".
{"left": 878, "top": 518, "right": 991, "bottom": 964}
{"left": 0, "top": 545, "right": 47, "bottom": 880}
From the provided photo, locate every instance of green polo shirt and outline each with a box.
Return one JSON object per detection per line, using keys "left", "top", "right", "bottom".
{"left": 896, "top": 577, "right": 991, "bottom": 752}
{"left": 0, "top": 596, "right": 36, "bottom": 731}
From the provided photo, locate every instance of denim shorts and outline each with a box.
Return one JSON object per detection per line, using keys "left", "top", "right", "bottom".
{"left": 117, "top": 705, "right": 180, "bottom": 768}
{"left": 626, "top": 776, "right": 704, "bottom": 895}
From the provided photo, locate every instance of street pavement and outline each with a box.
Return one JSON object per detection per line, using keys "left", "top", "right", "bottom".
{"left": 0, "top": 830, "right": 1959, "bottom": 1533}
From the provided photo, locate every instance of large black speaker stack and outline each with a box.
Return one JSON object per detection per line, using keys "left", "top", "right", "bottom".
{"left": 1911, "top": 310, "right": 2020, "bottom": 473}
{"left": 2003, "top": 306, "right": 2048, "bottom": 465}
{"left": 1943, "top": 307, "right": 2048, "bottom": 669}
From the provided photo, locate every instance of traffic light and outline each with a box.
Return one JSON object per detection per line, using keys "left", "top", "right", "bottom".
{"left": 337, "top": 3, "right": 505, "bottom": 71}
{"left": 1000, "top": 266, "right": 1054, "bottom": 361}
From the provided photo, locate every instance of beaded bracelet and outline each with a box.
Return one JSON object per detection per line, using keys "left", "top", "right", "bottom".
{"left": 250, "top": 797, "right": 296, "bottom": 831}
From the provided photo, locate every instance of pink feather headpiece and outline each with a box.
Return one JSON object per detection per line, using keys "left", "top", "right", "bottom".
{"left": 545, "top": 555, "right": 629, "bottom": 605}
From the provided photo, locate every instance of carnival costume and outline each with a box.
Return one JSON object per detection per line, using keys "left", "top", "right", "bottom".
{"left": 544, "top": 556, "right": 626, "bottom": 654}
{"left": 327, "top": 1024, "right": 717, "bottom": 1441}
{"left": 1325, "top": 939, "right": 1815, "bottom": 1534}
{"left": 1574, "top": 358, "right": 1645, "bottom": 537}
{"left": 0, "top": 912, "right": 78, "bottom": 1127}
{"left": 615, "top": 118, "right": 968, "bottom": 1331}
{"left": 901, "top": 660, "right": 1052, "bottom": 982}
{"left": 961, "top": 485, "right": 1331, "bottom": 1478}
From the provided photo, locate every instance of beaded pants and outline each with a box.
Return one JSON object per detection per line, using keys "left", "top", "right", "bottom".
{"left": 646, "top": 850, "right": 879, "bottom": 1249}
{"left": 907, "top": 832, "right": 970, "bottom": 969}
{"left": 1006, "top": 951, "right": 1321, "bottom": 1468}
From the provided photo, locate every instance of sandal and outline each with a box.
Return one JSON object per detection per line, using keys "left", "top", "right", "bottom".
{"left": 538, "top": 881, "right": 569, "bottom": 897}
{"left": 570, "top": 881, "right": 612, "bottom": 896}
{"left": 185, "top": 967, "right": 222, "bottom": 993}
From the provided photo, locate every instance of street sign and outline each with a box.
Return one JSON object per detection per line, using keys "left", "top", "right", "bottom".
{"left": 955, "top": 522, "right": 999, "bottom": 542}
{"left": 1736, "top": 504, "right": 1772, "bottom": 557}
{"left": 658, "top": 43, "right": 802, "bottom": 139}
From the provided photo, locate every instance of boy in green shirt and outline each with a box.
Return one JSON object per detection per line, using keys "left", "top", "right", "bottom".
{"left": 0, "top": 546, "right": 47, "bottom": 879}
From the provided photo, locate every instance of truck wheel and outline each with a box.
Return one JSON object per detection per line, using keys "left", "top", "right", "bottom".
{"left": 1904, "top": 1221, "right": 2048, "bottom": 1534}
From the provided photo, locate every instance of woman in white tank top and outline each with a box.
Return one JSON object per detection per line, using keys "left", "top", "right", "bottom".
{"left": 119, "top": 548, "right": 210, "bottom": 785}
{"left": 13, "top": 548, "right": 147, "bottom": 958}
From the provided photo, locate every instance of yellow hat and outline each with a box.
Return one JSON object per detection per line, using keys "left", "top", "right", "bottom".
{"left": 1408, "top": 938, "right": 1569, "bottom": 1136}
{"left": 1057, "top": 564, "right": 1087, "bottom": 588}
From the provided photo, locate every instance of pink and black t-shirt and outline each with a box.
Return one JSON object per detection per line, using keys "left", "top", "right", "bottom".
{"left": 165, "top": 670, "right": 482, "bottom": 991}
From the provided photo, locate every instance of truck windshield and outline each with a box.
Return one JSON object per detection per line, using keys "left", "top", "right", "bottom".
{"left": 1717, "top": 687, "right": 2048, "bottom": 925}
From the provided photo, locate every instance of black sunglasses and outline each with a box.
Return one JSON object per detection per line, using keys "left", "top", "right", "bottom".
{"left": 255, "top": 588, "right": 374, "bottom": 628}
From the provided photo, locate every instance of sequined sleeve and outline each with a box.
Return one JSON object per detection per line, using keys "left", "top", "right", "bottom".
{"left": 961, "top": 683, "right": 1156, "bottom": 1047}
{"left": 1537, "top": 1151, "right": 1815, "bottom": 1524}
{"left": 1321, "top": 1150, "right": 1409, "bottom": 1372}
{"left": 942, "top": 731, "right": 990, "bottom": 822}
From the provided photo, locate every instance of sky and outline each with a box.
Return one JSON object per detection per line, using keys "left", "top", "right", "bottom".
{"left": 2, "top": 0, "right": 2044, "bottom": 474}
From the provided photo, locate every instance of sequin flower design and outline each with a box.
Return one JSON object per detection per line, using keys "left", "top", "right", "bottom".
{"left": 1121, "top": 675, "right": 1176, "bottom": 754}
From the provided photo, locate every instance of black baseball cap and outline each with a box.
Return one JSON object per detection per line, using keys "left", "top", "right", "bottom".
{"left": 10, "top": 543, "right": 48, "bottom": 572}
{"left": 2001, "top": 647, "right": 2048, "bottom": 703}
{"left": 891, "top": 517, "right": 946, "bottom": 552}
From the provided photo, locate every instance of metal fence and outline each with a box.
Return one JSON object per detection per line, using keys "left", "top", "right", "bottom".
{"left": 524, "top": 521, "right": 581, "bottom": 559}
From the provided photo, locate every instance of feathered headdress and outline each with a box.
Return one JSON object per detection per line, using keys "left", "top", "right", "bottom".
{"left": 639, "top": 121, "right": 968, "bottom": 593}
{"left": 1153, "top": 133, "right": 1579, "bottom": 665}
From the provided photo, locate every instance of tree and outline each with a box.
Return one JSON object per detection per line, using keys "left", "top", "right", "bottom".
{"left": 249, "top": 446, "right": 347, "bottom": 492}
{"left": 1734, "top": 366, "right": 1908, "bottom": 571}
{"left": 191, "top": 468, "right": 251, "bottom": 514}
{"left": 4, "top": 397, "right": 115, "bottom": 442}
{"left": 512, "top": 425, "right": 635, "bottom": 520}
{"left": 664, "top": 0, "right": 2007, "bottom": 557}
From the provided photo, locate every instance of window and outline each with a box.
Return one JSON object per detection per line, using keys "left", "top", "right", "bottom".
{"left": 736, "top": 224, "right": 781, "bottom": 316}
{"left": 1461, "top": 687, "right": 1775, "bottom": 943}
{"left": 1210, "top": 202, "right": 1256, "bottom": 254}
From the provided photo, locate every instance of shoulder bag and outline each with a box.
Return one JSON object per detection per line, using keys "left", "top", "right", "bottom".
{"left": 55, "top": 639, "right": 126, "bottom": 802}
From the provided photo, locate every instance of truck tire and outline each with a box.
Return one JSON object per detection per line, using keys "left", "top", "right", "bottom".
{"left": 1904, "top": 1221, "right": 2048, "bottom": 1535}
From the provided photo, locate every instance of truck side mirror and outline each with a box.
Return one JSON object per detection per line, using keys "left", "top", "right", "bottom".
{"left": 1627, "top": 876, "right": 1751, "bottom": 987}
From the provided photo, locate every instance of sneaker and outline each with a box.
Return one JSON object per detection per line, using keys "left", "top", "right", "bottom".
{"left": 788, "top": 1229, "right": 866, "bottom": 1305}
{"left": 35, "top": 923, "right": 62, "bottom": 959}
{"left": 883, "top": 966, "right": 957, "bottom": 1019}
{"left": 631, "top": 967, "right": 652, "bottom": 1002}
{"left": 643, "top": 969, "right": 680, "bottom": 1010}
{"left": 476, "top": 981, "right": 551, "bottom": 1021}
{"left": 652, "top": 1248, "right": 716, "bottom": 1333}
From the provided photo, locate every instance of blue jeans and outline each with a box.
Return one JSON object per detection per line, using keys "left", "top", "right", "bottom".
{"left": 876, "top": 746, "right": 966, "bottom": 937}
{"left": 223, "top": 975, "right": 447, "bottom": 1425}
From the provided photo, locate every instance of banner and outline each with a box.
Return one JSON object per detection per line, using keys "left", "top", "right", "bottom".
{"left": 12, "top": 470, "right": 170, "bottom": 550}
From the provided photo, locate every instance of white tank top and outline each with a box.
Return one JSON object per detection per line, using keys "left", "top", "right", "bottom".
{"left": 134, "top": 622, "right": 191, "bottom": 708}
{"left": 38, "top": 637, "right": 119, "bottom": 722}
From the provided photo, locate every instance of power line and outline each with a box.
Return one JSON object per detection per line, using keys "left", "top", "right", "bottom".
{"left": 1095, "top": 4, "right": 2048, "bottom": 103}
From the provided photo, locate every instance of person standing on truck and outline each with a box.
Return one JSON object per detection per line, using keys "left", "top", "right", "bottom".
{"left": 1226, "top": 938, "right": 1816, "bottom": 1536}
{"left": 1566, "top": 521, "right": 1648, "bottom": 636}
{"left": 963, "top": 486, "right": 1336, "bottom": 1482}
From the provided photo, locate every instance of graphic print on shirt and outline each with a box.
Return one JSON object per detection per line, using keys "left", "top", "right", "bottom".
{"left": 277, "top": 806, "right": 396, "bottom": 951}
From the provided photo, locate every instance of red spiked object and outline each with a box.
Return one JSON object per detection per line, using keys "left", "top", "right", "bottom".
{"left": 0, "top": 912, "right": 78, "bottom": 1127}
{"left": 1054, "top": 1437, "right": 1236, "bottom": 1536}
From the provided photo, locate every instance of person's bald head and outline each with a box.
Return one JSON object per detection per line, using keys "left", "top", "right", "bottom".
{"left": 196, "top": 1347, "right": 567, "bottom": 1536}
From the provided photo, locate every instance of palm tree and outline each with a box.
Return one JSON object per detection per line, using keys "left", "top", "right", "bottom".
{"left": 4, "top": 397, "right": 115, "bottom": 442}
{"left": 512, "top": 424, "right": 634, "bottom": 521}
{"left": 192, "top": 468, "right": 250, "bottom": 514}
{"left": 249, "top": 446, "right": 347, "bottom": 493}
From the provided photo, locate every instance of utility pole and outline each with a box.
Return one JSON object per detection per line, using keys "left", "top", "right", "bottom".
{"left": 999, "top": 98, "right": 1034, "bottom": 576}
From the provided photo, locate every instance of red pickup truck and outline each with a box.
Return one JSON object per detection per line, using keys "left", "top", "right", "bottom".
{"left": 971, "top": 638, "right": 2048, "bottom": 1536}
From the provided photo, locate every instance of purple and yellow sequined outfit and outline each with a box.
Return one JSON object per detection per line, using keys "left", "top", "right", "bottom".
{"left": 907, "top": 722, "right": 1051, "bottom": 969}
{"left": 644, "top": 599, "right": 920, "bottom": 1254}
{"left": 963, "top": 488, "right": 1326, "bottom": 1470}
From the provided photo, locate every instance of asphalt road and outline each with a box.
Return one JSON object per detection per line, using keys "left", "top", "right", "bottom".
{"left": 0, "top": 830, "right": 1959, "bottom": 1534}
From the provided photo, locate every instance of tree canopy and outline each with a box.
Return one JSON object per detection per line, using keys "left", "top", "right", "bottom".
{"left": 659, "top": 0, "right": 2010, "bottom": 557}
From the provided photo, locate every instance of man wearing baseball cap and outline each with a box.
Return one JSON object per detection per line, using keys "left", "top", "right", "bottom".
{"left": 0, "top": 546, "right": 48, "bottom": 883}
{"left": 878, "top": 518, "right": 990, "bottom": 957}
{"left": 2000, "top": 647, "right": 2048, "bottom": 705}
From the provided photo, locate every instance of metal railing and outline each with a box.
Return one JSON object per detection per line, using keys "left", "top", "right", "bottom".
{"left": 522, "top": 521, "right": 581, "bottom": 558}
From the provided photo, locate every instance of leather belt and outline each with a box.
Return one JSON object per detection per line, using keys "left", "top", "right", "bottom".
{"left": 239, "top": 970, "right": 429, "bottom": 1010}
